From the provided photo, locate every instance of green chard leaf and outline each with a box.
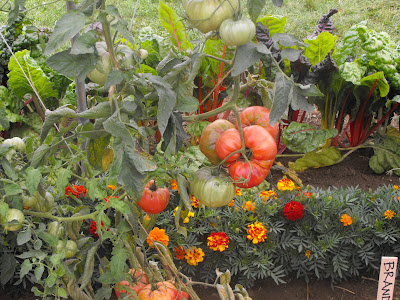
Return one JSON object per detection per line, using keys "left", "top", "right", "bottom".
{"left": 304, "top": 32, "right": 337, "bottom": 65}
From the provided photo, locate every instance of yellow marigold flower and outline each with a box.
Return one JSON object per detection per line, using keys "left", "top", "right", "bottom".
{"left": 170, "top": 179, "right": 179, "bottom": 190}
{"left": 277, "top": 177, "right": 296, "bottom": 191}
{"left": 207, "top": 232, "right": 229, "bottom": 252}
{"left": 107, "top": 184, "right": 115, "bottom": 191}
{"left": 183, "top": 211, "right": 195, "bottom": 223}
{"left": 191, "top": 195, "right": 199, "bottom": 208}
{"left": 394, "top": 185, "right": 399, "bottom": 190}
{"left": 227, "top": 200, "right": 235, "bottom": 207}
{"left": 242, "top": 201, "right": 256, "bottom": 212}
{"left": 235, "top": 189, "right": 242, "bottom": 196}
{"left": 340, "top": 213, "right": 352, "bottom": 226}
{"left": 259, "top": 190, "right": 277, "bottom": 202}
{"left": 185, "top": 247, "right": 205, "bottom": 266}
{"left": 246, "top": 221, "right": 267, "bottom": 244}
{"left": 384, "top": 210, "right": 396, "bottom": 220}
{"left": 173, "top": 206, "right": 179, "bottom": 216}
{"left": 305, "top": 250, "right": 311, "bottom": 259}
{"left": 146, "top": 227, "right": 169, "bottom": 247}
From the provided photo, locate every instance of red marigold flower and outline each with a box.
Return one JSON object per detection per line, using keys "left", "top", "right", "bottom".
{"left": 283, "top": 201, "right": 304, "bottom": 221}
{"left": 174, "top": 245, "right": 186, "bottom": 260}
{"left": 65, "top": 185, "right": 87, "bottom": 198}
{"left": 90, "top": 220, "right": 108, "bottom": 238}
{"left": 191, "top": 195, "right": 199, "bottom": 208}
{"left": 207, "top": 232, "right": 229, "bottom": 252}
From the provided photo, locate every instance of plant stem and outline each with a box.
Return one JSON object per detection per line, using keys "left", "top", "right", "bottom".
{"left": 25, "top": 210, "right": 99, "bottom": 223}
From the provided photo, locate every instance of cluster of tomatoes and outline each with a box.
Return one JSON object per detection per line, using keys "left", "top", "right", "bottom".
{"left": 199, "top": 106, "right": 278, "bottom": 189}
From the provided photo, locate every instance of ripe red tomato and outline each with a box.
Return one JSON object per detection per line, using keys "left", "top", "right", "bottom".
{"left": 138, "top": 281, "right": 178, "bottom": 300}
{"left": 228, "top": 160, "right": 270, "bottom": 188}
{"left": 238, "top": 106, "right": 278, "bottom": 139}
{"left": 199, "top": 119, "right": 235, "bottom": 165}
{"left": 136, "top": 180, "right": 170, "bottom": 214}
{"left": 115, "top": 269, "right": 148, "bottom": 298}
{"left": 215, "top": 125, "right": 277, "bottom": 168}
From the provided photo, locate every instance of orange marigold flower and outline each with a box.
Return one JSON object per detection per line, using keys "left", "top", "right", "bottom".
{"left": 277, "top": 178, "right": 295, "bottom": 191}
{"left": 305, "top": 250, "right": 311, "bottom": 259}
{"left": 227, "top": 200, "right": 235, "bottom": 207}
{"left": 259, "top": 190, "right": 277, "bottom": 202}
{"left": 340, "top": 213, "right": 352, "bottom": 226}
{"left": 174, "top": 245, "right": 186, "bottom": 260}
{"left": 170, "top": 179, "right": 178, "bottom": 190}
{"left": 242, "top": 201, "right": 256, "bottom": 212}
{"left": 65, "top": 185, "right": 87, "bottom": 198}
{"left": 185, "top": 247, "right": 205, "bottom": 266}
{"left": 107, "top": 184, "right": 115, "bottom": 191}
{"left": 394, "top": 185, "right": 399, "bottom": 190}
{"left": 235, "top": 189, "right": 242, "bottom": 196}
{"left": 207, "top": 232, "right": 229, "bottom": 252}
{"left": 146, "top": 227, "right": 169, "bottom": 247}
{"left": 297, "top": 191, "right": 312, "bottom": 198}
{"left": 246, "top": 221, "right": 267, "bottom": 244}
{"left": 191, "top": 195, "right": 199, "bottom": 208}
{"left": 384, "top": 210, "right": 396, "bottom": 220}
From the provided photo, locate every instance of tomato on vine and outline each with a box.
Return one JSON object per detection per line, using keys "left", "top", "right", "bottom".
{"left": 229, "top": 160, "right": 270, "bottom": 188}
{"left": 238, "top": 106, "right": 278, "bottom": 139}
{"left": 137, "top": 180, "right": 170, "bottom": 214}
{"left": 138, "top": 281, "right": 178, "bottom": 300}
{"left": 184, "top": 0, "right": 240, "bottom": 33}
{"left": 219, "top": 18, "right": 256, "bottom": 46}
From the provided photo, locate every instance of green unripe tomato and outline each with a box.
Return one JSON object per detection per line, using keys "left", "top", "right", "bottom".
{"left": 219, "top": 18, "right": 256, "bottom": 46}
{"left": 190, "top": 167, "right": 236, "bottom": 207}
{"left": 22, "top": 194, "right": 38, "bottom": 210}
{"left": 2, "top": 137, "right": 26, "bottom": 153}
{"left": 2, "top": 208, "right": 25, "bottom": 231}
{"left": 47, "top": 221, "right": 64, "bottom": 238}
{"left": 185, "top": 0, "right": 240, "bottom": 33}
{"left": 138, "top": 49, "right": 148, "bottom": 59}
{"left": 55, "top": 240, "right": 78, "bottom": 258}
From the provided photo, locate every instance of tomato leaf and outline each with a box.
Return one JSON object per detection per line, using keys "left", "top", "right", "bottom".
{"left": 41, "top": 106, "right": 77, "bottom": 141}
{"left": 8, "top": 50, "right": 58, "bottom": 101}
{"left": 282, "top": 122, "right": 338, "bottom": 153}
{"left": 70, "top": 30, "right": 98, "bottom": 55}
{"left": 232, "top": 43, "right": 269, "bottom": 76}
{"left": 88, "top": 135, "right": 112, "bottom": 171}
{"left": 46, "top": 49, "right": 97, "bottom": 82}
{"left": 17, "top": 228, "right": 32, "bottom": 246}
{"left": 158, "top": 1, "right": 192, "bottom": 52}
{"left": 304, "top": 31, "right": 337, "bottom": 65}
{"left": 25, "top": 167, "right": 42, "bottom": 196}
{"left": 0, "top": 253, "right": 17, "bottom": 285}
{"left": 56, "top": 168, "right": 73, "bottom": 196}
{"left": 247, "top": 0, "right": 267, "bottom": 23}
{"left": 44, "top": 11, "right": 87, "bottom": 55}
{"left": 30, "top": 144, "right": 50, "bottom": 169}
{"left": 110, "top": 245, "right": 129, "bottom": 282}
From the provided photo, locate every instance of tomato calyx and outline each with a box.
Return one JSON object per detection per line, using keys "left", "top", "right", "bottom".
{"left": 149, "top": 181, "right": 158, "bottom": 192}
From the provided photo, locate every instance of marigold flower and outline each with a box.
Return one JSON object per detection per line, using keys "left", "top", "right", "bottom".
{"left": 246, "top": 221, "right": 267, "bottom": 244}
{"left": 170, "top": 179, "right": 179, "bottom": 190}
{"left": 305, "top": 250, "right": 311, "bottom": 259}
{"left": 90, "top": 220, "right": 108, "bottom": 238}
{"left": 384, "top": 210, "right": 396, "bottom": 220}
{"left": 340, "top": 213, "right": 352, "bottom": 226}
{"left": 277, "top": 178, "right": 295, "bottom": 191}
{"left": 242, "top": 201, "right": 256, "bottom": 212}
{"left": 174, "top": 245, "right": 186, "bottom": 260}
{"left": 183, "top": 211, "right": 195, "bottom": 223}
{"left": 283, "top": 201, "right": 304, "bottom": 221}
{"left": 297, "top": 191, "right": 312, "bottom": 198}
{"left": 146, "top": 227, "right": 169, "bottom": 247}
{"left": 259, "top": 190, "right": 277, "bottom": 202}
{"left": 185, "top": 247, "right": 205, "bottom": 266}
{"left": 191, "top": 195, "right": 199, "bottom": 208}
{"left": 207, "top": 232, "right": 229, "bottom": 252}
{"left": 235, "top": 189, "right": 242, "bottom": 196}
{"left": 227, "top": 200, "right": 235, "bottom": 207}
{"left": 107, "top": 184, "right": 115, "bottom": 191}
{"left": 394, "top": 185, "right": 399, "bottom": 190}
{"left": 65, "top": 185, "right": 87, "bottom": 198}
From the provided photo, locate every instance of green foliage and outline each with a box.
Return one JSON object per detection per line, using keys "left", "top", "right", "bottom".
{"left": 304, "top": 32, "right": 337, "bottom": 66}
{"left": 289, "top": 147, "right": 342, "bottom": 172}
{"left": 369, "top": 131, "right": 400, "bottom": 176}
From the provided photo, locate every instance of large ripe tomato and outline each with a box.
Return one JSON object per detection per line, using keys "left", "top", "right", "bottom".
{"left": 185, "top": 0, "right": 240, "bottom": 33}
{"left": 219, "top": 18, "right": 256, "bottom": 46}
{"left": 228, "top": 160, "right": 270, "bottom": 188}
{"left": 199, "top": 119, "right": 235, "bottom": 165}
{"left": 115, "top": 269, "right": 149, "bottom": 299}
{"left": 238, "top": 106, "right": 278, "bottom": 139}
{"left": 215, "top": 125, "right": 277, "bottom": 168}
{"left": 190, "top": 167, "right": 236, "bottom": 207}
{"left": 136, "top": 180, "right": 170, "bottom": 214}
{"left": 138, "top": 281, "right": 178, "bottom": 300}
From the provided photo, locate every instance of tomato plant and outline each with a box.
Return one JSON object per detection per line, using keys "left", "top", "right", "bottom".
{"left": 199, "top": 119, "right": 235, "bottom": 165}
{"left": 219, "top": 18, "right": 256, "bottom": 46}
{"left": 228, "top": 160, "right": 270, "bottom": 188}
{"left": 190, "top": 167, "right": 236, "bottom": 207}
{"left": 138, "top": 281, "right": 178, "bottom": 300}
{"left": 1, "top": 208, "right": 24, "bottom": 231}
{"left": 115, "top": 269, "right": 148, "bottom": 298}
{"left": 185, "top": 0, "right": 240, "bottom": 33}
{"left": 136, "top": 180, "right": 171, "bottom": 214}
